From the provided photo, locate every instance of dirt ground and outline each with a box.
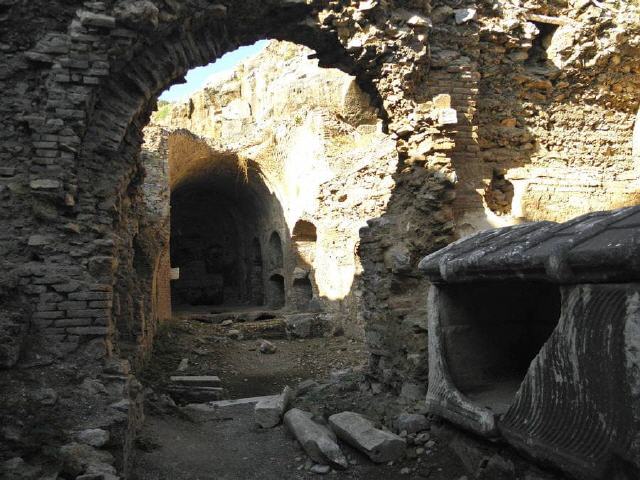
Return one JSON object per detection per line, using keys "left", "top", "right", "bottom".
{"left": 133, "top": 313, "right": 564, "bottom": 480}
{"left": 139, "top": 315, "right": 367, "bottom": 399}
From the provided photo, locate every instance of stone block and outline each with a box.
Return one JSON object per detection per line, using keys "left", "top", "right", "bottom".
{"left": 28, "top": 235, "right": 53, "bottom": 246}
{"left": 284, "top": 313, "right": 328, "bottom": 338}
{"left": 165, "top": 383, "right": 225, "bottom": 403}
{"left": 454, "top": 8, "right": 477, "bottom": 24}
{"left": 284, "top": 408, "right": 348, "bottom": 469}
{"left": 77, "top": 428, "right": 109, "bottom": 448}
{"left": 254, "top": 386, "right": 293, "bottom": 428}
{"left": 78, "top": 11, "right": 116, "bottom": 28}
{"left": 394, "top": 413, "right": 429, "bottom": 434}
{"left": 328, "top": 411, "right": 406, "bottom": 463}
{"left": 65, "top": 327, "right": 108, "bottom": 336}
{"left": 29, "top": 178, "right": 60, "bottom": 189}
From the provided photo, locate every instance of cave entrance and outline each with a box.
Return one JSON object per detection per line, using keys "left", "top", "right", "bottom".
{"left": 437, "top": 281, "right": 561, "bottom": 414}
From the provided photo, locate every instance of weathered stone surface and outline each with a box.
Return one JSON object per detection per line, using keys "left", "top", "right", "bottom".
{"left": 454, "top": 8, "right": 477, "bottom": 24}
{"left": 169, "top": 376, "right": 221, "bottom": 388}
{"left": 394, "top": 413, "right": 429, "bottom": 435}
{"left": 296, "top": 379, "right": 319, "bottom": 395}
{"left": 284, "top": 314, "right": 328, "bottom": 338}
{"left": 0, "top": 315, "right": 26, "bottom": 368}
{"left": 114, "top": 0, "right": 159, "bottom": 29}
{"left": 77, "top": 428, "right": 110, "bottom": 448}
{"left": 423, "top": 209, "right": 640, "bottom": 478}
{"left": 0, "top": 0, "right": 638, "bottom": 478}
{"left": 258, "top": 339, "right": 277, "bottom": 354}
{"left": 328, "top": 411, "right": 406, "bottom": 463}
{"left": 284, "top": 408, "right": 348, "bottom": 469}
{"left": 420, "top": 207, "right": 640, "bottom": 284}
{"left": 254, "top": 386, "right": 293, "bottom": 428}
{"left": 59, "top": 443, "right": 114, "bottom": 478}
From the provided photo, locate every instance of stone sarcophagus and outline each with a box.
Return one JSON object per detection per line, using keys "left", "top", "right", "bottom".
{"left": 419, "top": 207, "right": 640, "bottom": 480}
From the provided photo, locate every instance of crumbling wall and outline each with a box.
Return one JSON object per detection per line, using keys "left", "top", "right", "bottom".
{"left": 0, "top": 0, "right": 639, "bottom": 476}
{"left": 150, "top": 40, "right": 398, "bottom": 333}
{"left": 452, "top": 0, "right": 640, "bottom": 234}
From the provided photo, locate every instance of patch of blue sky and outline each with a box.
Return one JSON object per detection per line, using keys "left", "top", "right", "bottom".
{"left": 159, "top": 40, "right": 269, "bottom": 102}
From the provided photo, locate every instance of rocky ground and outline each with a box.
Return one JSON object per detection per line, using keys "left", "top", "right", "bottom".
{"left": 138, "top": 312, "right": 367, "bottom": 400}
{"left": 131, "top": 313, "right": 568, "bottom": 480}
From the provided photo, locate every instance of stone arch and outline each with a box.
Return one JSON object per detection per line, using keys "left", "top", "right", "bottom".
{"left": 292, "top": 219, "right": 317, "bottom": 242}
{"left": 166, "top": 131, "right": 284, "bottom": 308}
{"left": 267, "top": 231, "right": 284, "bottom": 271}
{"left": 67, "top": 3, "right": 389, "bottom": 355}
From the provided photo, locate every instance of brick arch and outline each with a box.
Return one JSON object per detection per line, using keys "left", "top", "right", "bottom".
{"left": 66, "top": 2, "right": 387, "bottom": 359}
{"left": 3, "top": 3, "right": 450, "bottom": 473}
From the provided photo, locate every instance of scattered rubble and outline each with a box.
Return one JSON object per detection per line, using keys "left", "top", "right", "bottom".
{"left": 284, "top": 408, "right": 348, "bottom": 470}
{"left": 394, "top": 413, "right": 429, "bottom": 435}
{"left": 77, "top": 428, "right": 110, "bottom": 448}
{"left": 258, "top": 339, "right": 277, "bottom": 354}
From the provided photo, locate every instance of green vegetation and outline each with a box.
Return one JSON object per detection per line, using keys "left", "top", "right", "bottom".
{"left": 154, "top": 100, "right": 173, "bottom": 121}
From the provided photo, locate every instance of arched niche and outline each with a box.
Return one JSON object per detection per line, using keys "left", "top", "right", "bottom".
{"left": 292, "top": 219, "right": 317, "bottom": 266}
{"left": 292, "top": 220, "right": 317, "bottom": 242}
{"left": 267, "top": 274, "right": 285, "bottom": 308}
{"left": 268, "top": 231, "right": 284, "bottom": 271}
{"left": 292, "top": 277, "right": 313, "bottom": 310}
{"left": 250, "top": 238, "right": 264, "bottom": 306}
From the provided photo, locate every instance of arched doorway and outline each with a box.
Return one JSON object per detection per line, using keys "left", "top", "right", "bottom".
{"left": 267, "top": 231, "right": 284, "bottom": 271}
{"left": 267, "top": 274, "right": 285, "bottom": 309}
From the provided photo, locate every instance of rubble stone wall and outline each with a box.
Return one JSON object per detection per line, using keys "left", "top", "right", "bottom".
{"left": 0, "top": 0, "right": 638, "bottom": 476}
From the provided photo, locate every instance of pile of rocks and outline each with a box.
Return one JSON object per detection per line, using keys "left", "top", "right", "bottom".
{"left": 252, "top": 382, "right": 432, "bottom": 475}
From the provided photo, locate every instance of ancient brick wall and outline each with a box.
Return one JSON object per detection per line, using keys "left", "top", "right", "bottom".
{"left": 0, "top": 0, "right": 639, "bottom": 475}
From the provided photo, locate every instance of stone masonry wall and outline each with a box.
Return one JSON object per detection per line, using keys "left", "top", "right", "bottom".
{"left": 148, "top": 40, "right": 397, "bottom": 337}
{"left": 0, "top": 0, "right": 638, "bottom": 476}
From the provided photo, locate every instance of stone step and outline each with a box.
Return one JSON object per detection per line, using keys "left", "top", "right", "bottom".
{"left": 166, "top": 385, "right": 225, "bottom": 403}
{"left": 186, "top": 310, "right": 279, "bottom": 324}
{"left": 169, "top": 375, "right": 221, "bottom": 387}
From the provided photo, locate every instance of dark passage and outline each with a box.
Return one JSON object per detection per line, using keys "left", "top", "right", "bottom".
{"left": 438, "top": 281, "right": 562, "bottom": 413}
{"left": 169, "top": 152, "right": 287, "bottom": 310}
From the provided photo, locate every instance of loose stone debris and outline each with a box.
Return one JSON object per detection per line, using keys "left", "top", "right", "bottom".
{"left": 394, "top": 413, "right": 430, "bottom": 435}
{"left": 284, "top": 408, "right": 349, "bottom": 470}
{"left": 254, "top": 386, "right": 294, "bottom": 428}
{"left": 258, "top": 339, "right": 277, "bottom": 354}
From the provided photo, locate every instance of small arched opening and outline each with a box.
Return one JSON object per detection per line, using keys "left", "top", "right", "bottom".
{"left": 268, "top": 231, "right": 284, "bottom": 271}
{"left": 292, "top": 220, "right": 317, "bottom": 241}
{"left": 267, "top": 274, "right": 285, "bottom": 309}
{"left": 292, "top": 276, "right": 313, "bottom": 310}
{"left": 292, "top": 219, "right": 317, "bottom": 267}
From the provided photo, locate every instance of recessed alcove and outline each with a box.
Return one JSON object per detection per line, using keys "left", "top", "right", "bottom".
{"left": 437, "top": 281, "right": 562, "bottom": 414}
